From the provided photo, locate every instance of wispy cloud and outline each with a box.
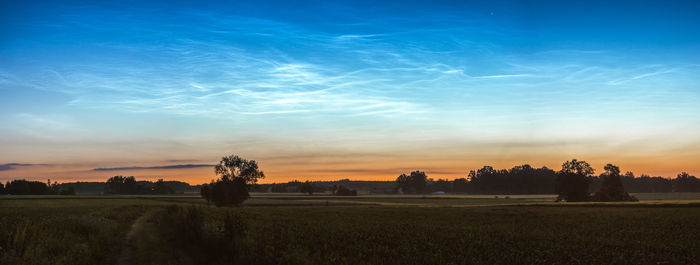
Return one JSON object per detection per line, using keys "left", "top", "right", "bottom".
{"left": 607, "top": 68, "right": 675, "bottom": 85}
{"left": 0, "top": 163, "right": 49, "bottom": 171}
{"left": 92, "top": 164, "right": 215, "bottom": 171}
{"left": 1, "top": 4, "right": 700, "bottom": 181}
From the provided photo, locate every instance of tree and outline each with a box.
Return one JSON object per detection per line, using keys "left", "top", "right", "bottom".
{"left": 335, "top": 185, "right": 357, "bottom": 196}
{"left": 591, "top": 164, "right": 638, "bottom": 202}
{"left": 202, "top": 155, "right": 265, "bottom": 206}
{"left": 200, "top": 184, "right": 211, "bottom": 205}
{"left": 300, "top": 181, "right": 314, "bottom": 195}
{"left": 154, "top": 179, "right": 175, "bottom": 194}
{"left": 215, "top": 155, "right": 265, "bottom": 184}
{"left": 674, "top": 172, "right": 700, "bottom": 192}
{"left": 4, "top": 180, "right": 47, "bottom": 195}
{"left": 0, "top": 182, "right": 5, "bottom": 195}
{"left": 453, "top": 178, "right": 469, "bottom": 193}
{"left": 555, "top": 159, "right": 594, "bottom": 202}
{"left": 104, "top": 176, "right": 137, "bottom": 194}
{"left": 395, "top": 170, "right": 428, "bottom": 194}
{"left": 396, "top": 173, "right": 410, "bottom": 193}
{"left": 431, "top": 178, "right": 452, "bottom": 192}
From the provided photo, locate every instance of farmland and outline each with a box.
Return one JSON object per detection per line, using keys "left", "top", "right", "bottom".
{"left": 2, "top": 193, "right": 700, "bottom": 264}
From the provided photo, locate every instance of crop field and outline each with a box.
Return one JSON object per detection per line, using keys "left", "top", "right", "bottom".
{"left": 2, "top": 194, "right": 700, "bottom": 265}
{"left": 0, "top": 199, "right": 170, "bottom": 265}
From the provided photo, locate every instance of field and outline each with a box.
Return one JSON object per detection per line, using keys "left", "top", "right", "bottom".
{"left": 2, "top": 193, "right": 700, "bottom": 264}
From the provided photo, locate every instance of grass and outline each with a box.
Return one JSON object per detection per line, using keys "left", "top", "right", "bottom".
{"left": 0, "top": 199, "right": 168, "bottom": 265}
{"left": 131, "top": 204, "right": 700, "bottom": 265}
{"left": 2, "top": 193, "right": 700, "bottom": 264}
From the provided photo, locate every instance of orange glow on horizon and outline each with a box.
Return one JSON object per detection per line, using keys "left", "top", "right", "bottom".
{"left": 1, "top": 155, "right": 698, "bottom": 185}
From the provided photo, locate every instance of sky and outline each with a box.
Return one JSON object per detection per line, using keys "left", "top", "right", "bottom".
{"left": 1, "top": 0, "right": 699, "bottom": 184}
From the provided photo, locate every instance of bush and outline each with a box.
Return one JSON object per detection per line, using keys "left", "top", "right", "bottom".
{"left": 591, "top": 164, "right": 638, "bottom": 202}
{"left": 335, "top": 185, "right": 358, "bottom": 196}
{"left": 145, "top": 205, "right": 248, "bottom": 264}
{"left": 202, "top": 178, "right": 249, "bottom": 206}
{"left": 201, "top": 155, "right": 265, "bottom": 206}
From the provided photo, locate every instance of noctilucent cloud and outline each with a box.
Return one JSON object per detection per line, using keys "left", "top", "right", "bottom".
{"left": 1, "top": 0, "right": 699, "bottom": 183}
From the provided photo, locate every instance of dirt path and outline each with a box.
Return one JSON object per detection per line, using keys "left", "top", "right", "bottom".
{"left": 115, "top": 212, "right": 151, "bottom": 265}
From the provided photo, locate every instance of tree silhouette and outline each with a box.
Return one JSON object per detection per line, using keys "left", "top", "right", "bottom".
{"left": 334, "top": 185, "right": 358, "bottom": 196}
{"left": 104, "top": 176, "right": 137, "bottom": 194}
{"left": 300, "top": 181, "right": 314, "bottom": 195}
{"left": 154, "top": 179, "right": 175, "bottom": 194}
{"left": 396, "top": 170, "right": 428, "bottom": 193}
{"left": 201, "top": 155, "right": 265, "bottom": 206}
{"left": 591, "top": 164, "right": 638, "bottom": 201}
{"left": 555, "top": 159, "right": 594, "bottom": 202}
{"left": 674, "top": 172, "right": 700, "bottom": 192}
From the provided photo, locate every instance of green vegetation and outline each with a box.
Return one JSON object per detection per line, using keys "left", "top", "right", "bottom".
{"left": 134, "top": 203, "right": 700, "bottom": 265}
{"left": 2, "top": 194, "right": 700, "bottom": 264}
{"left": 0, "top": 199, "right": 166, "bottom": 265}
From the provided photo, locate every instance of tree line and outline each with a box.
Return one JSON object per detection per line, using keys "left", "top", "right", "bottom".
{"left": 198, "top": 154, "right": 698, "bottom": 205}
{"left": 0, "top": 179, "right": 75, "bottom": 195}
{"left": 394, "top": 162, "right": 699, "bottom": 195}
{"left": 0, "top": 178, "right": 199, "bottom": 195}
{"left": 103, "top": 176, "right": 177, "bottom": 195}
{"left": 259, "top": 180, "right": 358, "bottom": 195}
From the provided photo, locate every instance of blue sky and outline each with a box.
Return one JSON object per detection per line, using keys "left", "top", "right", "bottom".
{"left": 1, "top": 0, "right": 699, "bottom": 182}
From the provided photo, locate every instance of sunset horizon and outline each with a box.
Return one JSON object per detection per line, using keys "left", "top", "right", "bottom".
{"left": 0, "top": 156, "right": 697, "bottom": 185}
{"left": 3, "top": 1, "right": 700, "bottom": 264}
{"left": 2, "top": 0, "right": 699, "bottom": 184}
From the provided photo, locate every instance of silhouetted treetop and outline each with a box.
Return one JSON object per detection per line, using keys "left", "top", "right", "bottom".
{"left": 560, "top": 159, "right": 595, "bottom": 176}
{"left": 203, "top": 155, "right": 265, "bottom": 206}
{"left": 555, "top": 159, "right": 594, "bottom": 202}
{"left": 396, "top": 170, "right": 428, "bottom": 194}
{"left": 591, "top": 164, "right": 638, "bottom": 202}
{"left": 215, "top": 155, "right": 265, "bottom": 184}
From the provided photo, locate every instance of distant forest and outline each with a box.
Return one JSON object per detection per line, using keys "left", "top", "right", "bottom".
{"left": 1, "top": 165, "right": 698, "bottom": 195}
{"left": 0, "top": 177, "right": 199, "bottom": 195}
{"left": 256, "top": 167, "right": 700, "bottom": 195}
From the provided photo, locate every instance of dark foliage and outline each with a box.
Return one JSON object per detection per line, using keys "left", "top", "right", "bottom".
{"left": 202, "top": 178, "right": 249, "bottom": 206}
{"left": 104, "top": 176, "right": 137, "bottom": 194}
{"left": 255, "top": 164, "right": 695, "bottom": 196}
{"left": 55, "top": 182, "right": 105, "bottom": 194}
{"left": 620, "top": 173, "right": 673, "bottom": 193}
{"left": 154, "top": 179, "right": 175, "bottom": 194}
{"left": 591, "top": 164, "right": 638, "bottom": 202}
{"left": 3, "top": 179, "right": 75, "bottom": 195}
{"left": 396, "top": 170, "right": 428, "bottom": 193}
{"left": 53, "top": 180, "right": 195, "bottom": 195}
{"left": 300, "top": 181, "right": 315, "bottom": 195}
{"left": 555, "top": 159, "right": 595, "bottom": 202}
{"left": 148, "top": 205, "right": 247, "bottom": 264}
{"left": 103, "top": 176, "right": 177, "bottom": 195}
{"left": 674, "top": 172, "right": 700, "bottom": 192}
{"left": 201, "top": 155, "right": 265, "bottom": 206}
{"left": 260, "top": 180, "right": 341, "bottom": 193}
{"left": 467, "top": 165, "right": 557, "bottom": 194}
{"left": 333, "top": 185, "right": 358, "bottom": 196}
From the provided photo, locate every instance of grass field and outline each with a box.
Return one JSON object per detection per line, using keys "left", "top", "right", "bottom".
{"left": 2, "top": 193, "right": 700, "bottom": 264}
